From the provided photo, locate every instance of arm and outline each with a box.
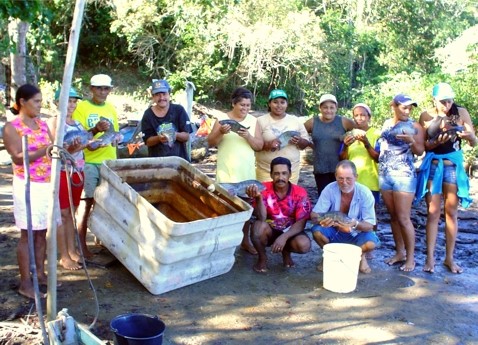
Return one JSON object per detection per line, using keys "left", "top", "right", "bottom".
{"left": 207, "top": 119, "right": 224, "bottom": 147}
{"left": 342, "top": 117, "right": 356, "bottom": 131}
{"left": 246, "top": 185, "right": 267, "bottom": 221}
{"left": 457, "top": 107, "right": 478, "bottom": 147}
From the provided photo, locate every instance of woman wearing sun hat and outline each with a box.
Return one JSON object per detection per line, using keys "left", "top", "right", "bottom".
{"left": 255, "top": 89, "right": 310, "bottom": 184}
{"left": 304, "top": 93, "right": 355, "bottom": 196}
{"left": 416, "top": 82, "right": 477, "bottom": 274}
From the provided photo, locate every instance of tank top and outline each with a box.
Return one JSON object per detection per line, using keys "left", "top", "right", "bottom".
{"left": 11, "top": 116, "right": 51, "bottom": 182}
{"left": 311, "top": 115, "right": 345, "bottom": 174}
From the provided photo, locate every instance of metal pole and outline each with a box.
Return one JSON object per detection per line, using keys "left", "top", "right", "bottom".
{"left": 185, "top": 81, "right": 196, "bottom": 161}
{"left": 46, "top": 0, "right": 86, "bottom": 321}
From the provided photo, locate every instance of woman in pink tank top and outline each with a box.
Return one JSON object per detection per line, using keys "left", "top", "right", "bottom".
{"left": 3, "top": 84, "right": 52, "bottom": 299}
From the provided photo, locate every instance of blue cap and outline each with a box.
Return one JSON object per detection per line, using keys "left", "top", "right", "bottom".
{"left": 432, "top": 83, "right": 455, "bottom": 101}
{"left": 54, "top": 87, "right": 82, "bottom": 101}
{"left": 393, "top": 94, "right": 417, "bottom": 107}
{"left": 152, "top": 79, "right": 171, "bottom": 94}
{"left": 268, "top": 89, "right": 288, "bottom": 101}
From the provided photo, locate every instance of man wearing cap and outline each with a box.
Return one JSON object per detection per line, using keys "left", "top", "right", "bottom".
{"left": 141, "top": 79, "right": 192, "bottom": 160}
{"left": 72, "top": 73, "right": 119, "bottom": 258}
{"left": 378, "top": 93, "right": 425, "bottom": 272}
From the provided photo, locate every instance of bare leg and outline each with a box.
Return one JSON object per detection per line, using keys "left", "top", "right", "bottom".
{"left": 381, "top": 190, "right": 406, "bottom": 265}
{"left": 443, "top": 184, "right": 463, "bottom": 274}
{"left": 250, "top": 221, "right": 271, "bottom": 273}
{"left": 392, "top": 192, "right": 416, "bottom": 272}
{"left": 76, "top": 198, "right": 94, "bottom": 258}
{"left": 424, "top": 190, "right": 441, "bottom": 273}
{"left": 282, "top": 233, "right": 311, "bottom": 268}
{"left": 17, "top": 230, "right": 35, "bottom": 298}
{"left": 240, "top": 221, "right": 257, "bottom": 255}
{"left": 58, "top": 208, "right": 81, "bottom": 270}
{"left": 359, "top": 241, "right": 375, "bottom": 274}
{"left": 34, "top": 230, "right": 48, "bottom": 284}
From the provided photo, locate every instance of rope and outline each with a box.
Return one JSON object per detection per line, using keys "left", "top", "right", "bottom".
{"left": 48, "top": 145, "right": 100, "bottom": 329}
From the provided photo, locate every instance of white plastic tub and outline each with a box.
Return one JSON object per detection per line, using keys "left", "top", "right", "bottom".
{"left": 88, "top": 157, "right": 252, "bottom": 295}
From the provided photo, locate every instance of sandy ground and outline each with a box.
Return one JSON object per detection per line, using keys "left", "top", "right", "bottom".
{"left": 1, "top": 150, "right": 478, "bottom": 344}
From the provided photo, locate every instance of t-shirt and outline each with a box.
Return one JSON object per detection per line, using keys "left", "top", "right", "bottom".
{"left": 255, "top": 181, "right": 311, "bottom": 231}
{"left": 72, "top": 100, "right": 119, "bottom": 164}
{"left": 311, "top": 115, "right": 346, "bottom": 174}
{"left": 141, "top": 103, "right": 192, "bottom": 160}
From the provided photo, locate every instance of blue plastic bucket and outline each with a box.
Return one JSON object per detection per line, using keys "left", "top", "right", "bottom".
{"left": 110, "top": 313, "right": 165, "bottom": 345}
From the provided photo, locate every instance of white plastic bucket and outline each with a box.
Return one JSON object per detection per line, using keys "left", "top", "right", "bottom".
{"left": 323, "top": 243, "right": 362, "bottom": 293}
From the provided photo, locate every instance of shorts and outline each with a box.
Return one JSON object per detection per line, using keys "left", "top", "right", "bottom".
{"left": 59, "top": 170, "right": 84, "bottom": 209}
{"left": 372, "top": 191, "right": 380, "bottom": 205}
{"left": 379, "top": 174, "right": 416, "bottom": 193}
{"left": 267, "top": 227, "right": 308, "bottom": 246}
{"left": 82, "top": 163, "right": 101, "bottom": 199}
{"left": 428, "top": 162, "right": 457, "bottom": 185}
{"left": 13, "top": 176, "right": 50, "bottom": 230}
{"left": 310, "top": 225, "right": 380, "bottom": 247}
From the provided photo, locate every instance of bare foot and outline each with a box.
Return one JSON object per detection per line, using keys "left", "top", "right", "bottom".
{"left": 385, "top": 253, "right": 406, "bottom": 266}
{"left": 316, "top": 262, "right": 323, "bottom": 272}
{"left": 69, "top": 251, "right": 81, "bottom": 262}
{"left": 240, "top": 243, "right": 258, "bottom": 255}
{"left": 399, "top": 260, "right": 416, "bottom": 272}
{"left": 423, "top": 258, "right": 435, "bottom": 273}
{"left": 359, "top": 257, "right": 372, "bottom": 274}
{"left": 282, "top": 252, "right": 295, "bottom": 268}
{"left": 253, "top": 264, "right": 268, "bottom": 273}
{"left": 18, "top": 286, "right": 46, "bottom": 299}
{"left": 59, "top": 258, "right": 82, "bottom": 271}
{"left": 444, "top": 260, "right": 463, "bottom": 274}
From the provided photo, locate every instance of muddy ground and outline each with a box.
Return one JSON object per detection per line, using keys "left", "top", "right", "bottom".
{"left": 0, "top": 149, "right": 478, "bottom": 345}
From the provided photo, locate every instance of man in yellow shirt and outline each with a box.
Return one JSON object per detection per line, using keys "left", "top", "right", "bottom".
{"left": 72, "top": 74, "right": 119, "bottom": 258}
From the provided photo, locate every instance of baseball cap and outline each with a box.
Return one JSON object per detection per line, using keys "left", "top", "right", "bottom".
{"left": 432, "top": 82, "right": 455, "bottom": 101}
{"left": 152, "top": 79, "right": 171, "bottom": 94}
{"left": 319, "top": 93, "right": 337, "bottom": 106}
{"left": 352, "top": 103, "right": 372, "bottom": 116}
{"left": 90, "top": 74, "right": 113, "bottom": 87}
{"left": 268, "top": 89, "right": 288, "bottom": 101}
{"left": 393, "top": 94, "right": 417, "bottom": 107}
{"left": 54, "top": 87, "right": 82, "bottom": 101}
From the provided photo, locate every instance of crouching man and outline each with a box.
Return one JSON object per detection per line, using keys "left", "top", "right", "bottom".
{"left": 246, "top": 157, "right": 311, "bottom": 273}
{"left": 310, "top": 160, "right": 379, "bottom": 274}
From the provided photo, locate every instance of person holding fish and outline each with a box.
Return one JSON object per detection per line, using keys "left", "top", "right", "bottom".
{"left": 3, "top": 84, "right": 52, "bottom": 298}
{"left": 416, "top": 83, "right": 477, "bottom": 274}
{"left": 339, "top": 103, "right": 381, "bottom": 228}
{"left": 246, "top": 157, "right": 311, "bottom": 273}
{"left": 310, "top": 160, "right": 379, "bottom": 274}
{"left": 207, "top": 87, "right": 264, "bottom": 254}
{"left": 378, "top": 94, "right": 425, "bottom": 272}
{"left": 256, "top": 89, "right": 310, "bottom": 184}
{"left": 49, "top": 87, "right": 87, "bottom": 270}
{"left": 141, "top": 79, "right": 192, "bottom": 160}
{"left": 72, "top": 74, "right": 119, "bottom": 258}
{"left": 304, "top": 94, "right": 355, "bottom": 197}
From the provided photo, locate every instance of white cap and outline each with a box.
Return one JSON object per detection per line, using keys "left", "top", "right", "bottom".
{"left": 90, "top": 74, "right": 113, "bottom": 87}
{"left": 319, "top": 93, "right": 337, "bottom": 105}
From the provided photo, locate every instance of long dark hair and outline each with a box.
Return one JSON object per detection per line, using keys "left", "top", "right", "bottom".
{"left": 10, "top": 84, "right": 41, "bottom": 115}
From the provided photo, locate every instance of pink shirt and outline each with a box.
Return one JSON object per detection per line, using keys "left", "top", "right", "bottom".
{"left": 11, "top": 117, "right": 51, "bottom": 182}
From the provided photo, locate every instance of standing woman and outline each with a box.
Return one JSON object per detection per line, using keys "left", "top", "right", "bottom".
{"left": 305, "top": 94, "right": 355, "bottom": 197}
{"left": 207, "top": 87, "right": 263, "bottom": 254}
{"left": 379, "top": 94, "right": 425, "bottom": 272}
{"left": 416, "top": 83, "right": 477, "bottom": 274}
{"left": 3, "top": 84, "right": 52, "bottom": 298}
{"left": 255, "top": 89, "right": 310, "bottom": 184}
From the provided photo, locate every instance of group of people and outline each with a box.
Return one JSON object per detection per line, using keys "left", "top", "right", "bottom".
{"left": 3, "top": 76, "right": 476, "bottom": 298}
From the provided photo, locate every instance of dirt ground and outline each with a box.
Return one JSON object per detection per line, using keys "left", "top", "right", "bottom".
{"left": 1, "top": 149, "right": 478, "bottom": 345}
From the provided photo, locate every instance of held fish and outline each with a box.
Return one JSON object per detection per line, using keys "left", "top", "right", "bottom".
{"left": 219, "top": 119, "right": 250, "bottom": 133}
{"left": 276, "top": 130, "right": 300, "bottom": 150}
{"left": 219, "top": 179, "right": 265, "bottom": 198}
{"left": 89, "top": 130, "right": 123, "bottom": 149}
{"left": 159, "top": 127, "right": 176, "bottom": 147}
{"left": 314, "top": 211, "right": 355, "bottom": 226}
{"left": 389, "top": 122, "right": 418, "bottom": 137}
{"left": 63, "top": 129, "right": 93, "bottom": 147}
{"left": 428, "top": 125, "right": 464, "bottom": 143}
{"left": 341, "top": 128, "right": 367, "bottom": 141}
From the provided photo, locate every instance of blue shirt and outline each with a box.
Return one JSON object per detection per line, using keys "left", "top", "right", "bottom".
{"left": 312, "top": 181, "right": 376, "bottom": 225}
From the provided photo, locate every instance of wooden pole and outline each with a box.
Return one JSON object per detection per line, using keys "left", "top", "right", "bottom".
{"left": 46, "top": 0, "right": 86, "bottom": 321}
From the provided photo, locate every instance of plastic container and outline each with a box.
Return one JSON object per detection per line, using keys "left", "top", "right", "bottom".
{"left": 110, "top": 313, "right": 165, "bottom": 345}
{"left": 323, "top": 243, "right": 362, "bottom": 293}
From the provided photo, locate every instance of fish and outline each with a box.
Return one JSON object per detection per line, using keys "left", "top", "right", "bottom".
{"left": 159, "top": 127, "right": 176, "bottom": 147}
{"left": 388, "top": 122, "right": 418, "bottom": 136}
{"left": 89, "top": 130, "right": 124, "bottom": 149}
{"left": 219, "top": 179, "right": 265, "bottom": 198}
{"left": 63, "top": 128, "right": 93, "bottom": 147}
{"left": 219, "top": 119, "right": 250, "bottom": 133}
{"left": 276, "top": 130, "right": 300, "bottom": 150}
{"left": 341, "top": 128, "right": 366, "bottom": 141}
{"left": 428, "top": 125, "right": 464, "bottom": 143}
{"left": 313, "top": 211, "right": 355, "bottom": 226}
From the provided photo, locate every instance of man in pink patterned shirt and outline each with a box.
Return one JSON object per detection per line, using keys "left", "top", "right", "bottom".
{"left": 246, "top": 157, "right": 311, "bottom": 273}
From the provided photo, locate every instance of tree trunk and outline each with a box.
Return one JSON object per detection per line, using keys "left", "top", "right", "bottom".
{"left": 8, "top": 19, "right": 29, "bottom": 94}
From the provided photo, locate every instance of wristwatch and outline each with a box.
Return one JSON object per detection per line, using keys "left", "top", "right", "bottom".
{"left": 351, "top": 219, "right": 359, "bottom": 230}
{"left": 350, "top": 220, "right": 359, "bottom": 237}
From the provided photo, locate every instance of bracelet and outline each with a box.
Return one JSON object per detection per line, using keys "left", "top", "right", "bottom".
{"left": 364, "top": 143, "right": 371, "bottom": 149}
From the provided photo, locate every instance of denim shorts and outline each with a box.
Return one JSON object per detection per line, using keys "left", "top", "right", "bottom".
{"left": 428, "top": 162, "right": 457, "bottom": 185}
{"left": 82, "top": 163, "right": 101, "bottom": 199}
{"left": 311, "top": 225, "right": 380, "bottom": 247}
{"left": 379, "top": 174, "right": 417, "bottom": 193}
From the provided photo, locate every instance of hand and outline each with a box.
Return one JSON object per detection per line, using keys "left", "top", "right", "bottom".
{"left": 396, "top": 134, "right": 415, "bottom": 145}
{"left": 457, "top": 130, "right": 476, "bottom": 143}
{"left": 220, "top": 124, "right": 231, "bottom": 134}
{"left": 290, "top": 135, "right": 300, "bottom": 146}
{"left": 65, "top": 137, "right": 85, "bottom": 153}
{"left": 271, "top": 236, "right": 287, "bottom": 253}
{"left": 157, "top": 132, "right": 168, "bottom": 144}
{"left": 237, "top": 128, "right": 250, "bottom": 139}
{"left": 95, "top": 119, "right": 110, "bottom": 132}
{"left": 343, "top": 135, "right": 356, "bottom": 146}
{"left": 246, "top": 184, "right": 261, "bottom": 198}
{"left": 270, "top": 139, "right": 280, "bottom": 151}
{"left": 318, "top": 217, "right": 335, "bottom": 227}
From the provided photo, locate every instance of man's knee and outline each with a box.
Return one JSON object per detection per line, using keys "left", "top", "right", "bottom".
{"left": 312, "top": 230, "right": 329, "bottom": 248}
{"left": 361, "top": 241, "right": 376, "bottom": 252}
{"left": 292, "top": 235, "right": 311, "bottom": 253}
{"left": 251, "top": 220, "right": 269, "bottom": 239}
